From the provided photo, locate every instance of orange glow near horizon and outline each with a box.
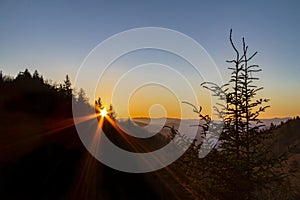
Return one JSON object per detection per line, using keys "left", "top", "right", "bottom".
{"left": 91, "top": 79, "right": 300, "bottom": 120}
{"left": 91, "top": 86, "right": 299, "bottom": 119}
{"left": 128, "top": 85, "right": 181, "bottom": 119}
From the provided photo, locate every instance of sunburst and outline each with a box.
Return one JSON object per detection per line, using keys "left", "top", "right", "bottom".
{"left": 100, "top": 108, "right": 107, "bottom": 117}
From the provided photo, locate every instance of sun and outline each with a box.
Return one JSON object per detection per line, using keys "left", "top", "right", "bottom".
{"left": 100, "top": 108, "right": 108, "bottom": 117}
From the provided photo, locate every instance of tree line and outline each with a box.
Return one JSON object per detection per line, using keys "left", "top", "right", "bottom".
{"left": 0, "top": 29, "right": 298, "bottom": 199}
{"left": 0, "top": 69, "right": 89, "bottom": 118}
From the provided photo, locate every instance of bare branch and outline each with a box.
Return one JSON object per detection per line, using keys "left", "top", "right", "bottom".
{"left": 229, "top": 29, "right": 239, "bottom": 61}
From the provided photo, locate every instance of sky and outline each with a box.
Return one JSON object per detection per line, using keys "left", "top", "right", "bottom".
{"left": 0, "top": 0, "right": 299, "bottom": 119}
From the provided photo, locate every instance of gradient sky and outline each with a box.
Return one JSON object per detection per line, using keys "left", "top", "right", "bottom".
{"left": 0, "top": 0, "right": 299, "bottom": 118}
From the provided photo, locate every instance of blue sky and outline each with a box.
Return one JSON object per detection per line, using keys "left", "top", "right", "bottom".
{"left": 0, "top": 0, "right": 299, "bottom": 118}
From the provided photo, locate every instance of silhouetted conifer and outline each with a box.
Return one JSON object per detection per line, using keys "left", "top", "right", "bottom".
{"left": 200, "top": 29, "right": 289, "bottom": 199}
{"left": 63, "top": 75, "right": 72, "bottom": 96}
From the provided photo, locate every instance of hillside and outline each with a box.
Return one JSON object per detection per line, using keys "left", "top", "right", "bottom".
{"left": 1, "top": 69, "right": 299, "bottom": 199}
{"left": 270, "top": 118, "right": 300, "bottom": 197}
{"left": 0, "top": 70, "right": 200, "bottom": 199}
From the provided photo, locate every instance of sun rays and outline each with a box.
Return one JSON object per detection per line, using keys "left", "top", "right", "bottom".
{"left": 100, "top": 108, "right": 107, "bottom": 117}
{"left": 3, "top": 105, "right": 198, "bottom": 199}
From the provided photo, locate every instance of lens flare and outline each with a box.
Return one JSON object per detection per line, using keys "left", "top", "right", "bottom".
{"left": 100, "top": 108, "right": 107, "bottom": 117}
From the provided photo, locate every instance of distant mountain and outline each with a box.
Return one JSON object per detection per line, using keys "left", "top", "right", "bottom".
{"left": 260, "top": 117, "right": 292, "bottom": 128}
{"left": 122, "top": 117, "right": 293, "bottom": 139}
{"left": 118, "top": 118, "right": 204, "bottom": 141}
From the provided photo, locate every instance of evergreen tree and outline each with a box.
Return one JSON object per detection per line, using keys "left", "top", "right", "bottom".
{"left": 63, "top": 75, "right": 72, "bottom": 96}
{"left": 33, "top": 70, "right": 40, "bottom": 79}
{"left": 23, "top": 68, "right": 32, "bottom": 78}
{"left": 32, "top": 69, "right": 44, "bottom": 84}
{"left": 108, "top": 104, "right": 116, "bottom": 120}
{"left": 77, "top": 88, "right": 88, "bottom": 104}
{"left": 95, "top": 97, "right": 103, "bottom": 110}
{"left": 200, "top": 29, "right": 289, "bottom": 199}
{"left": 16, "top": 68, "right": 32, "bottom": 81}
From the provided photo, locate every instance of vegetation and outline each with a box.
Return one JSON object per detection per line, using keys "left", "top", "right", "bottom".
{"left": 0, "top": 69, "right": 166, "bottom": 199}
{"left": 0, "top": 30, "right": 299, "bottom": 199}
{"left": 201, "top": 29, "right": 290, "bottom": 199}
{"left": 164, "top": 30, "right": 295, "bottom": 199}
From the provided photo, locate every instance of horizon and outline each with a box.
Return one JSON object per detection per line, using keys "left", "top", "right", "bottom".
{"left": 1, "top": 1, "right": 300, "bottom": 198}
{"left": 2, "top": 66, "right": 299, "bottom": 120}
{"left": 0, "top": 68, "right": 298, "bottom": 120}
{"left": 1, "top": 1, "right": 299, "bottom": 119}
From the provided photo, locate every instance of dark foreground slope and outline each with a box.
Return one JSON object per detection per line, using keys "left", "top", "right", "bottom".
{"left": 0, "top": 70, "right": 196, "bottom": 199}
{"left": 270, "top": 118, "right": 300, "bottom": 197}
{"left": 0, "top": 112, "right": 197, "bottom": 199}
{"left": 2, "top": 70, "right": 298, "bottom": 199}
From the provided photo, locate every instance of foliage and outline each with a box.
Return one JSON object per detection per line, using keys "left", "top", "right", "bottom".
{"left": 199, "top": 30, "right": 290, "bottom": 199}
{"left": 165, "top": 30, "right": 291, "bottom": 199}
{"left": 0, "top": 69, "right": 89, "bottom": 118}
